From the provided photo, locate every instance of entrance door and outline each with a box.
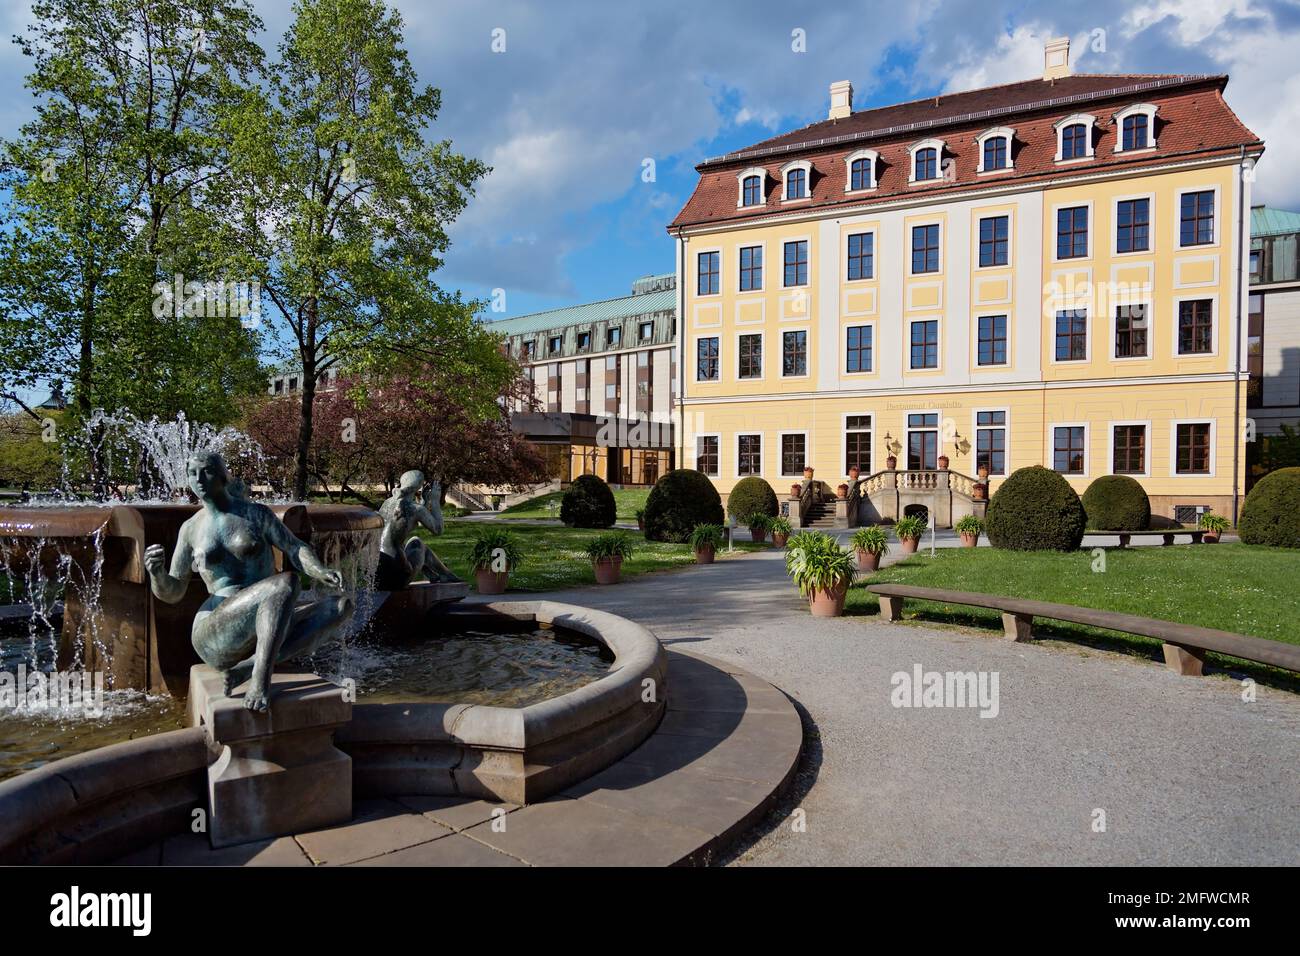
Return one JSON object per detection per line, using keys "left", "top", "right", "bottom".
{"left": 907, "top": 413, "right": 939, "bottom": 470}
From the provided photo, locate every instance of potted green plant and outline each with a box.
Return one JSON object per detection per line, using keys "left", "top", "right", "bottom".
{"left": 770, "top": 516, "right": 793, "bottom": 547}
{"left": 689, "top": 524, "right": 725, "bottom": 564}
{"left": 635, "top": 508, "right": 646, "bottom": 532}
{"left": 746, "top": 512, "right": 772, "bottom": 544}
{"left": 955, "top": 514, "right": 983, "bottom": 548}
{"left": 894, "top": 515, "right": 927, "bottom": 554}
{"left": 586, "top": 532, "right": 635, "bottom": 584}
{"left": 1200, "top": 513, "right": 1229, "bottom": 544}
{"left": 784, "top": 531, "right": 855, "bottom": 617}
{"left": 850, "top": 525, "right": 889, "bottom": 572}
{"left": 467, "top": 529, "right": 524, "bottom": 594}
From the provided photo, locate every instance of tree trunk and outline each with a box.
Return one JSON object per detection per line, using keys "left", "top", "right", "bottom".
{"left": 294, "top": 369, "right": 315, "bottom": 501}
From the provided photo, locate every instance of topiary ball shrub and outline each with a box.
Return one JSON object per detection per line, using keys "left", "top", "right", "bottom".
{"left": 643, "top": 469, "right": 725, "bottom": 542}
{"left": 726, "top": 476, "right": 779, "bottom": 522}
{"left": 986, "top": 465, "right": 1087, "bottom": 551}
{"left": 560, "top": 474, "right": 616, "bottom": 528}
{"left": 1238, "top": 466, "right": 1300, "bottom": 547}
{"left": 1081, "top": 475, "right": 1151, "bottom": 531}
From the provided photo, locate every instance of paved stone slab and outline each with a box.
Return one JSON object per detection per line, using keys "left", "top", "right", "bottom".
{"left": 351, "top": 833, "right": 526, "bottom": 867}
{"left": 293, "top": 798, "right": 452, "bottom": 865}
{"left": 392, "top": 795, "right": 519, "bottom": 832}
{"left": 160, "top": 831, "right": 311, "bottom": 867}
{"left": 461, "top": 797, "right": 717, "bottom": 867}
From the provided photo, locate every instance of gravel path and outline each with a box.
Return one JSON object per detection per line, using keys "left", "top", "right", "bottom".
{"left": 475, "top": 538, "right": 1300, "bottom": 866}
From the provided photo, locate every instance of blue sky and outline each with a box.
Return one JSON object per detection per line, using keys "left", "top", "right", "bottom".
{"left": 2, "top": 0, "right": 1299, "bottom": 328}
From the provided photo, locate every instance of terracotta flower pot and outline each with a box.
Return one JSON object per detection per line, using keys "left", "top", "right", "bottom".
{"left": 592, "top": 556, "right": 623, "bottom": 585}
{"left": 899, "top": 536, "right": 919, "bottom": 554}
{"left": 886, "top": 455, "right": 898, "bottom": 471}
{"left": 750, "top": 527, "right": 768, "bottom": 544}
{"left": 1203, "top": 531, "right": 1221, "bottom": 544}
{"left": 960, "top": 532, "right": 978, "bottom": 548}
{"left": 790, "top": 484, "right": 802, "bottom": 497}
{"left": 937, "top": 455, "right": 950, "bottom": 470}
{"left": 972, "top": 483, "right": 987, "bottom": 501}
{"left": 695, "top": 545, "right": 716, "bottom": 564}
{"left": 475, "top": 568, "right": 509, "bottom": 594}
{"left": 772, "top": 532, "right": 788, "bottom": 547}
{"left": 856, "top": 549, "right": 880, "bottom": 572}
{"left": 837, "top": 483, "right": 849, "bottom": 499}
{"left": 808, "top": 582, "right": 849, "bottom": 618}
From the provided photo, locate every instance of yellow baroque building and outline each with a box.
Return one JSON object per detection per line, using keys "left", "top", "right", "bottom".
{"left": 668, "top": 39, "right": 1262, "bottom": 525}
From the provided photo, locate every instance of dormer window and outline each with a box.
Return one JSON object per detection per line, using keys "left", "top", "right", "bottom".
{"left": 737, "top": 166, "right": 767, "bottom": 207}
{"left": 844, "top": 149, "right": 878, "bottom": 191}
{"left": 908, "top": 139, "right": 946, "bottom": 183}
{"left": 1055, "top": 114, "right": 1096, "bottom": 162}
{"left": 1114, "top": 103, "right": 1158, "bottom": 152}
{"left": 975, "top": 127, "right": 1014, "bottom": 172}
{"left": 780, "top": 160, "right": 812, "bottom": 202}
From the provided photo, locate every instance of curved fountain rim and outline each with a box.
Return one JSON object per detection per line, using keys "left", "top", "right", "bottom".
{"left": 348, "top": 599, "right": 667, "bottom": 752}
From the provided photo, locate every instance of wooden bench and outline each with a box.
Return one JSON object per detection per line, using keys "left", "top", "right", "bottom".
{"left": 1099, "top": 529, "right": 1204, "bottom": 547}
{"left": 866, "top": 583, "right": 1300, "bottom": 677}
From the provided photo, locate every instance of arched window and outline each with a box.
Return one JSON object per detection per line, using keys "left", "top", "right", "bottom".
{"left": 1061, "top": 124, "right": 1089, "bottom": 159}
{"left": 844, "top": 149, "right": 878, "bottom": 192}
{"left": 915, "top": 147, "right": 937, "bottom": 181}
{"left": 742, "top": 175, "right": 762, "bottom": 206}
{"left": 982, "top": 136, "right": 1008, "bottom": 171}
{"left": 786, "top": 167, "right": 806, "bottom": 199}
{"left": 1122, "top": 114, "right": 1148, "bottom": 151}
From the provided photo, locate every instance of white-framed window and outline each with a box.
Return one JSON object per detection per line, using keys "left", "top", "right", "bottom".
{"left": 693, "top": 335, "right": 720, "bottom": 382}
{"left": 781, "top": 328, "right": 809, "bottom": 378}
{"left": 844, "top": 149, "right": 878, "bottom": 191}
{"left": 1052, "top": 308, "right": 1089, "bottom": 363}
{"left": 695, "top": 433, "right": 721, "bottom": 477}
{"left": 1113, "top": 103, "right": 1158, "bottom": 152}
{"left": 973, "top": 408, "right": 1009, "bottom": 476}
{"left": 737, "top": 331, "right": 764, "bottom": 380}
{"left": 1111, "top": 300, "right": 1152, "bottom": 361}
{"left": 737, "top": 166, "right": 767, "bottom": 207}
{"left": 845, "top": 230, "right": 875, "bottom": 280}
{"left": 1109, "top": 421, "right": 1151, "bottom": 478}
{"left": 1054, "top": 113, "right": 1096, "bottom": 162}
{"left": 908, "top": 138, "right": 946, "bottom": 183}
{"left": 908, "top": 318, "right": 940, "bottom": 370}
{"left": 1176, "top": 185, "right": 1219, "bottom": 248}
{"left": 844, "top": 323, "right": 874, "bottom": 374}
{"left": 737, "top": 242, "right": 764, "bottom": 293}
{"left": 975, "top": 314, "right": 1009, "bottom": 366}
{"left": 844, "top": 413, "right": 873, "bottom": 473}
{"left": 1113, "top": 192, "right": 1154, "bottom": 256}
{"left": 781, "top": 159, "right": 812, "bottom": 202}
{"left": 1174, "top": 295, "right": 1217, "bottom": 356}
{"left": 736, "top": 432, "right": 763, "bottom": 478}
{"left": 1052, "top": 200, "right": 1093, "bottom": 262}
{"left": 782, "top": 239, "right": 809, "bottom": 287}
{"left": 1051, "top": 423, "right": 1089, "bottom": 476}
{"left": 1170, "top": 419, "right": 1215, "bottom": 477}
{"left": 975, "top": 127, "right": 1015, "bottom": 172}
{"left": 779, "top": 431, "right": 809, "bottom": 477}
{"left": 694, "top": 246, "right": 722, "bottom": 296}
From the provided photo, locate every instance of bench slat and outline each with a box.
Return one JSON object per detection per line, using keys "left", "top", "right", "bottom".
{"left": 866, "top": 584, "right": 1300, "bottom": 672}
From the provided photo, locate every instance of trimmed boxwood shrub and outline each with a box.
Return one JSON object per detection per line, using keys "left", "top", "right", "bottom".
{"left": 1081, "top": 475, "right": 1151, "bottom": 531}
{"left": 1238, "top": 466, "right": 1300, "bottom": 547}
{"left": 726, "top": 476, "right": 779, "bottom": 522}
{"left": 986, "top": 465, "right": 1087, "bottom": 551}
{"left": 643, "top": 469, "right": 725, "bottom": 542}
{"left": 560, "top": 474, "right": 616, "bottom": 528}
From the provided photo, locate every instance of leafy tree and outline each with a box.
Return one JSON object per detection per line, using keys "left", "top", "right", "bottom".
{"left": 0, "top": 0, "right": 267, "bottom": 456}
{"left": 227, "top": 0, "right": 492, "bottom": 499}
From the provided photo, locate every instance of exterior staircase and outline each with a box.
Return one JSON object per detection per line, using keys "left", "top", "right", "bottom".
{"left": 800, "top": 498, "right": 839, "bottom": 529}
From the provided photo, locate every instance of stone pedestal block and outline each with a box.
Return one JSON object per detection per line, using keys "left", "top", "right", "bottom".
{"left": 189, "top": 666, "right": 353, "bottom": 849}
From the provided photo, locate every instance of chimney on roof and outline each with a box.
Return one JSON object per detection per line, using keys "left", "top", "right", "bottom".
{"left": 828, "top": 80, "right": 853, "bottom": 120}
{"left": 1043, "top": 36, "right": 1071, "bottom": 81}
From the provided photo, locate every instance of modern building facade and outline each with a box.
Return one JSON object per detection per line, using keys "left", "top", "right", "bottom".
{"left": 491, "top": 274, "right": 677, "bottom": 485}
{"left": 1248, "top": 206, "right": 1300, "bottom": 456}
{"left": 670, "top": 38, "right": 1261, "bottom": 523}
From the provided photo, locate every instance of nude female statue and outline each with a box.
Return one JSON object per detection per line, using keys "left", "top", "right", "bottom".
{"left": 142, "top": 452, "right": 353, "bottom": 712}
{"left": 376, "top": 470, "right": 460, "bottom": 589}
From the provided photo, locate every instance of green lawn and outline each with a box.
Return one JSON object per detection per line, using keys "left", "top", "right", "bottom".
{"left": 422, "top": 519, "right": 761, "bottom": 591}
{"left": 846, "top": 543, "right": 1300, "bottom": 683}
{"left": 497, "top": 487, "right": 650, "bottom": 522}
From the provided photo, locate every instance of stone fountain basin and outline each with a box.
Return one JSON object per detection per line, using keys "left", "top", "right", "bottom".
{"left": 338, "top": 600, "right": 668, "bottom": 805}
{"left": 0, "top": 600, "right": 667, "bottom": 862}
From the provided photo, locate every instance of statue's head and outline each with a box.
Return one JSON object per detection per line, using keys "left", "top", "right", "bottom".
{"left": 187, "top": 452, "right": 230, "bottom": 501}
{"left": 398, "top": 470, "right": 424, "bottom": 495}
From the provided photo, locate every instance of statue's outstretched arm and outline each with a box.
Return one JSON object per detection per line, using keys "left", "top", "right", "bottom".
{"left": 144, "top": 527, "right": 194, "bottom": 604}
{"left": 263, "top": 507, "right": 343, "bottom": 589}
